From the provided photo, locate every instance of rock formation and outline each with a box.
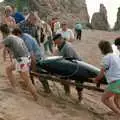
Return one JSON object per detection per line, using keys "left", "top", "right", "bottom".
{"left": 91, "top": 4, "right": 109, "bottom": 30}
{"left": 29, "top": 0, "right": 90, "bottom": 28}
{"left": 3, "top": 0, "right": 89, "bottom": 28}
{"left": 114, "top": 7, "right": 120, "bottom": 31}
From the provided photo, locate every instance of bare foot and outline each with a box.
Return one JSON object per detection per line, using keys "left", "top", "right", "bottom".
{"left": 33, "top": 93, "right": 39, "bottom": 101}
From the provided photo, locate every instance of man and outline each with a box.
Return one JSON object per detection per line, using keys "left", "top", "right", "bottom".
{"left": 75, "top": 22, "right": 82, "bottom": 40}
{"left": 53, "top": 34, "right": 83, "bottom": 101}
{"left": 11, "top": 5, "right": 25, "bottom": 24}
{"left": 12, "top": 28, "right": 51, "bottom": 93}
{"left": 42, "top": 22, "right": 53, "bottom": 54}
{"left": 53, "top": 34, "right": 81, "bottom": 60}
{"left": 56, "top": 21, "right": 74, "bottom": 42}
{"left": 0, "top": 24, "right": 38, "bottom": 100}
{"left": 50, "top": 17, "right": 60, "bottom": 35}
{"left": 19, "top": 12, "right": 41, "bottom": 45}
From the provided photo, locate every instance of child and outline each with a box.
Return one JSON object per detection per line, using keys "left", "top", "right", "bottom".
{"left": 94, "top": 40, "right": 120, "bottom": 114}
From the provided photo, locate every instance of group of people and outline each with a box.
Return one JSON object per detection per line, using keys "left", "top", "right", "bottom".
{"left": 0, "top": 5, "right": 120, "bottom": 116}
{"left": 0, "top": 5, "right": 83, "bottom": 101}
{"left": 1, "top": 5, "right": 83, "bottom": 54}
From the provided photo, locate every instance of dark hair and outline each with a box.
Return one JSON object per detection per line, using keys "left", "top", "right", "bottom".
{"left": 12, "top": 28, "right": 22, "bottom": 35}
{"left": 98, "top": 40, "right": 113, "bottom": 55}
{"left": 0, "top": 24, "right": 10, "bottom": 34}
{"left": 114, "top": 37, "right": 120, "bottom": 46}
{"left": 53, "top": 34, "right": 63, "bottom": 41}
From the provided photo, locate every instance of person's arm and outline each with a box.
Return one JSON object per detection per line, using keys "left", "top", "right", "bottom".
{"left": 5, "top": 17, "right": 16, "bottom": 28}
{"left": 68, "top": 29, "right": 75, "bottom": 42}
{"left": 3, "top": 47, "right": 7, "bottom": 61}
{"left": 30, "top": 53, "right": 36, "bottom": 72}
{"left": 53, "top": 47, "right": 59, "bottom": 56}
{"left": 0, "top": 43, "right": 4, "bottom": 49}
{"left": 93, "top": 55, "right": 110, "bottom": 83}
{"left": 94, "top": 67, "right": 105, "bottom": 83}
{"left": 3, "top": 47, "right": 13, "bottom": 62}
{"left": 1, "top": 37, "right": 12, "bottom": 61}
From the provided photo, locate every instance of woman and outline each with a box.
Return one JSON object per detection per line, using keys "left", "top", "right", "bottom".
{"left": 56, "top": 21, "right": 74, "bottom": 42}
{"left": 2, "top": 6, "right": 16, "bottom": 31}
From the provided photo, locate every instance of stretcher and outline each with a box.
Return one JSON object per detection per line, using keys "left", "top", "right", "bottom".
{"left": 30, "top": 56, "right": 106, "bottom": 93}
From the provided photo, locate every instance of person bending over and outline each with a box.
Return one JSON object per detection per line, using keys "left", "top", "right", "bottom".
{"left": 12, "top": 28, "right": 51, "bottom": 93}
{"left": 0, "top": 24, "right": 38, "bottom": 100}
{"left": 53, "top": 33, "right": 83, "bottom": 101}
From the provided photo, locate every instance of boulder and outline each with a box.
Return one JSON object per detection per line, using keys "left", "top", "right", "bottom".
{"left": 114, "top": 7, "right": 120, "bottom": 31}
{"left": 91, "top": 4, "right": 109, "bottom": 30}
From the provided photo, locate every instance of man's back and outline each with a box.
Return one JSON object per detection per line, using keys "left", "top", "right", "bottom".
{"left": 13, "top": 12, "right": 25, "bottom": 24}
{"left": 19, "top": 20, "right": 39, "bottom": 44}
{"left": 21, "top": 33, "right": 44, "bottom": 59}
{"left": 75, "top": 23, "right": 82, "bottom": 30}
{"left": 3, "top": 35, "right": 29, "bottom": 59}
{"left": 58, "top": 42, "right": 81, "bottom": 60}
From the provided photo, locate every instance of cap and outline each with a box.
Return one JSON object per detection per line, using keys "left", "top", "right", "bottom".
{"left": 53, "top": 33, "right": 62, "bottom": 41}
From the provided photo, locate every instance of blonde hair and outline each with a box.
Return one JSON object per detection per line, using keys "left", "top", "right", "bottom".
{"left": 4, "top": 6, "right": 12, "bottom": 14}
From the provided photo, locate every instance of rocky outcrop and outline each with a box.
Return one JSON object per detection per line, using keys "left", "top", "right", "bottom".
{"left": 91, "top": 4, "right": 109, "bottom": 30}
{"left": 114, "top": 7, "right": 120, "bottom": 31}
{"left": 29, "top": 0, "right": 89, "bottom": 28}
{"left": 3, "top": 0, "right": 89, "bottom": 28}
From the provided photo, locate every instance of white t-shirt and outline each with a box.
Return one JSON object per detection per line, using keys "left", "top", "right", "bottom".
{"left": 54, "top": 21, "right": 60, "bottom": 33}
{"left": 56, "top": 28, "right": 74, "bottom": 41}
{"left": 112, "top": 44, "right": 120, "bottom": 56}
{"left": 102, "top": 53, "right": 120, "bottom": 83}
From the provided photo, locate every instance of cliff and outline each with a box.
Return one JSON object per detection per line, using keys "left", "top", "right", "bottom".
{"left": 29, "top": 0, "right": 89, "bottom": 27}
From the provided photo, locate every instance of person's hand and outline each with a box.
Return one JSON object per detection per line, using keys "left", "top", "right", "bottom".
{"left": 90, "top": 78, "right": 99, "bottom": 84}
{"left": 52, "top": 48, "right": 58, "bottom": 56}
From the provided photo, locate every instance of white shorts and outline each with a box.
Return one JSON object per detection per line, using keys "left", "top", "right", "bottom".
{"left": 14, "top": 57, "right": 31, "bottom": 72}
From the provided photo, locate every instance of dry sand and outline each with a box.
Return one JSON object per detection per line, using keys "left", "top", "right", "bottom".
{"left": 0, "top": 30, "right": 120, "bottom": 120}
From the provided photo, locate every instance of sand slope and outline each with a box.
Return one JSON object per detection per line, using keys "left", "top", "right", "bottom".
{"left": 0, "top": 30, "right": 120, "bottom": 120}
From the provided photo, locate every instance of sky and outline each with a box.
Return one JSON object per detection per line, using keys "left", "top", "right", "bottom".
{"left": 0, "top": 0, "right": 4, "bottom": 2}
{"left": 86, "top": 0, "right": 120, "bottom": 28}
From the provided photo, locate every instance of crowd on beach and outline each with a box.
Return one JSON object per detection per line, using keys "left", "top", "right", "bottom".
{"left": 0, "top": 5, "right": 83, "bottom": 99}
{"left": 0, "top": 5, "right": 120, "bottom": 116}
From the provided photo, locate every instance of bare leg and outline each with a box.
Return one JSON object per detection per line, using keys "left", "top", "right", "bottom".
{"left": 61, "top": 81, "right": 70, "bottom": 96}
{"left": 39, "top": 77, "right": 51, "bottom": 93}
{"left": 114, "top": 95, "right": 120, "bottom": 110}
{"left": 102, "top": 91, "right": 120, "bottom": 114}
{"left": 76, "top": 88, "right": 83, "bottom": 102}
{"left": 75, "top": 80, "right": 83, "bottom": 102}
{"left": 6, "top": 63, "right": 16, "bottom": 88}
{"left": 29, "top": 72, "right": 35, "bottom": 85}
{"left": 20, "top": 71, "right": 38, "bottom": 100}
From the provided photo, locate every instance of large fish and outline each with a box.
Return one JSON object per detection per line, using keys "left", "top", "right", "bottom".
{"left": 36, "top": 56, "right": 106, "bottom": 85}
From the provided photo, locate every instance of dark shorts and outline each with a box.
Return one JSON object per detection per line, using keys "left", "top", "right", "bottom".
{"left": 75, "top": 29, "right": 82, "bottom": 33}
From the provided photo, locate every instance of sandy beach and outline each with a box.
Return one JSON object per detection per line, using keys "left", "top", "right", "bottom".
{"left": 0, "top": 29, "right": 120, "bottom": 120}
